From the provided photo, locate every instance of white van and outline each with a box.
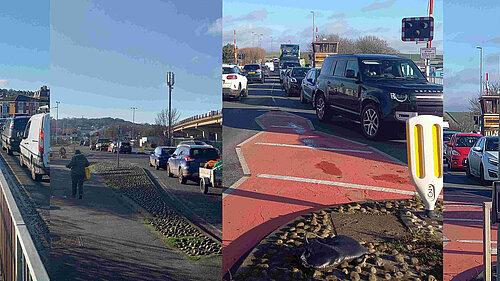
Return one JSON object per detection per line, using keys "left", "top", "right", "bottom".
{"left": 19, "top": 113, "right": 50, "bottom": 181}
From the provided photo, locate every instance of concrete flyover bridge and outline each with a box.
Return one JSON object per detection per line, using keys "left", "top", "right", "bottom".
{"left": 173, "top": 110, "right": 222, "bottom": 141}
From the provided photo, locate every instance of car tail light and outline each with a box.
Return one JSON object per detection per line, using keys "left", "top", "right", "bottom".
{"left": 233, "top": 90, "right": 237, "bottom": 94}
{"left": 216, "top": 157, "right": 222, "bottom": 160}
{"left": 257, "top": 69, "right": 262, "bottom": 72}
{"left": 158, "top": 155, "right": 161, "bottom": 158}
{"left": 184, "top": 156, "right": 195, "bottom": 162}
{"left": 9, "top": 138, "right": 14, "bottom": 143}
{"left": 226, "top": 75, "right": 237, "bottom": 79}
{"left": 39, "top": 129, "right": 44, "bottom": 154}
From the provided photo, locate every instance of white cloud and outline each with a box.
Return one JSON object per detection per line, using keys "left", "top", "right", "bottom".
{"left": 0, "top": 80, "right": 9, "bottom": 88}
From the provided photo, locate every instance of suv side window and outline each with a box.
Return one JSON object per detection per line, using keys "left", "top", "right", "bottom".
{"left": 320, "top": 59, "right": 333, "bottom": 76}
{"left": 334, "top": 60, "right": 347, "bottom": 77}
{"left": 345, "top": 60, "right": 359, "bottom": 78}
{"left": 173, "top": 147, "right": 181, "bottom": 156}
{"left": 24, "top": 120, "right": 31, "bottom": 139}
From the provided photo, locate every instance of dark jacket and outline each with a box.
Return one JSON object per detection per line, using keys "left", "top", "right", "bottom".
{"left": 66, "top": 154, "right": 90, "bottom": 177}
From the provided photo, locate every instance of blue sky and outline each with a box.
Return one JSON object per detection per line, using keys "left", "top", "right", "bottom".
{"left": 50, "top": 0, "right": 221, "bottom": 123}
{"left": 0, "top": 1, "right": 49, "bottom": 90}
{"left": 443, "top": 0, "right": 500, "bottom": 111}
{"left": 223, "top": 0, "right": 443, "bottom": 55}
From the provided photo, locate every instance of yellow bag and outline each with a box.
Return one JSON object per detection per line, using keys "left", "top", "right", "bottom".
{"left": 84, "top": 167, "right": 91, "bottom": 181}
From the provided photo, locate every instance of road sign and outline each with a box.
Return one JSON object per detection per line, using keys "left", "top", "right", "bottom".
{"left": 406, "top": 115, "right": 443, "bottom": 216}
{"left": 420, "top": 47, "right": 436, "bottom": 59}
{"left": 402, "top": 17, "right": 434, "bottom": 42}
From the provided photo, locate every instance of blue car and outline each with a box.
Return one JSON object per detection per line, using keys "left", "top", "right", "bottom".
{"left": 167, "top": 144, "right": 220, "bottom": 184}
{"left": 149, "top": 146, "right": 176, "bottom": 170}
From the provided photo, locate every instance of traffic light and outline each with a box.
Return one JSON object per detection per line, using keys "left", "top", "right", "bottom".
{"left": 402, "top": 17, "right": 434, "bottom": 42}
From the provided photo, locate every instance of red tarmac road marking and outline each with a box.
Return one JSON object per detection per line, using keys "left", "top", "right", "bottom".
{"left": 444, "top": 190, "right": 497, "bottom": 281}
{"left": 223, "top": 111, "right": 415, "bottom": 275}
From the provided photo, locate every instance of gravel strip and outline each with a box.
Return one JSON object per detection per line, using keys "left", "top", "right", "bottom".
{"left": 92, "top": 161, "right": 222, "bottom": 257}
{"left": 235, "top": 198, "right": 443, "bottom": 281}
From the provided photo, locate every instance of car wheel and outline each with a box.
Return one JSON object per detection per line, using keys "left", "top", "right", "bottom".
{"left": 361, "top": 104, "right": 383, "bottom": 140}
{"left": 179, "top": 169, "right": 187, "bottom": 184}
{"left": 155, "top": 161, "right": 159, "bottom": 170}
{"left": 31, "top": 164, "right": 41, "bottom": 181}
{"left": 167, "top": 165, "right": 173, "bottom": 177}
{"left": 19, "top": 155, "right": 24, "bottom": 167}
{"left": 466, "top": 163, "right": 473, "bottom": 179}
{"left": 200, "top": 177, "right": 209, "bottom": 194}
{"left": 300, "top": 90, "right": 307, "bottom": 104}
{"left": 6, "top": 147, "right": 11, "bottom": 155}
{"left": 149, "top": 160, "right": 153, "bottom": 167}
{"left": 480, "top": 165, "right": 489, "bottom": 186}
{"left": 315, "top": 93, "right": 332, "bottom": 122}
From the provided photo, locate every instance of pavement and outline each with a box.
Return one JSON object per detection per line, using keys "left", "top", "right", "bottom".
{"left": 443, "top": 166, "right": 496, "bottom": 281}
{"left": 49, "top": 149, "right": 221, "bottom": 280}
{"left": 222, "top": 73, "right": 418, "bottom": 276}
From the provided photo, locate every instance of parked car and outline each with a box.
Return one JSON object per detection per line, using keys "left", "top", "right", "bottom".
{"left": 95, "top": 139, "right": 111, "bottom": 151}
{"left": 265, "top": 61, "right": 275, "bottom": 72}
{"left": 242, "top": 64, "right": 265, "bottom": 84}
{"left": 445, "top": 133, "right": 482, "bottom": 170}
{"left": 166, "top": 144, "right": 220, "bottom": 184}
{"left": 19, "top": 113, "right": 50, "bottom": 181}
{"left": 300, "top": 68, "right": 321, "bottom": 106}
{"left": 223, "top": 64, "right": 248, "bottom": 100}
{"left": 149, "top": 146, "right": 176, "bottom": 170}
{"left": 314, "top": 54, "right": 443, "bottom": 140}
{"left": 467, "top": 136, "right": 498, "bottom": 185}
{"left": 280, "top": 61, "right": 301, "bottom": 82}
{"left": 283, "top": 67, "right": 310, "bottom": 96}
{"left": 1, "top": 115, "right": 30, "bottom": 155}
{"left": 116, "top": 141, "right": 132, "bottom": 154}
{"left": 108, "top": 142, "right": 117, "bottom": 152}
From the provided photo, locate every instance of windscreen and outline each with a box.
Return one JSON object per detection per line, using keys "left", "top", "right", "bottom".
{"left": 223, "top": 67, "right": 239, "bottom": 74}
{"left": 292, "top": 68, "right": 310, "bottom": 77}
{"left": 360, "top": 59, "right": 425, "bottom": 79}
{"left": 455, "top": 136, "right": 481, "bottom": 147}
{"left": 14, "top": 118, "right": 29, "bottom": 130}
{"left": 162, "top": 148, "right": 176, "bottom": 155}
{"left": 486, "top": 138, "right": 499, "bottom": 151}
{"left": 244, "top": 65, "right": 260, "bottom": 70}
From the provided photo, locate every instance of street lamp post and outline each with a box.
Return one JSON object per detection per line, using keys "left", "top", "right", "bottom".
{"left": 166, "top": 72, "right": 175, "bottom": 146}
{"left": 251, "top": 32, "right": 256, "bottom": 47}
{"left": 311, "top": 11, "right": 315, "bottom": 43}
{"left": 130, "top": 107, "right": 137, "bottom": 139}
{"left": 477, "top": 46, "right": 483, "bottom": 97}
{"left": 55, "top": 101, "right": 60, "bottom": 143}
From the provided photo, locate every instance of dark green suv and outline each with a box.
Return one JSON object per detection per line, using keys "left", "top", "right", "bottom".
{"left": 314, "top": 54, "right": 443, "bottom": 139}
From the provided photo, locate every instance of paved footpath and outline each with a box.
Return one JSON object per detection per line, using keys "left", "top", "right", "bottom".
{"left": 49, "top": 156, "right": 220, "bottom": 280}
{"left": 444, "top": 190, "right": 496, "bottom": 280}
{"left": 223, "top": 111, "right": 418, "bottom": 275}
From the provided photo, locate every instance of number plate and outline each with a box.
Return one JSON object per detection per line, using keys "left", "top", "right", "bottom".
{"left": 248, "top": 71, "right": 255, "bottom": 74}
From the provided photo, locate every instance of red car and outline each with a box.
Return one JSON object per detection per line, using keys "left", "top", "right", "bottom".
{"left": 445, "top": 133, "right": 482, "bottom": 170}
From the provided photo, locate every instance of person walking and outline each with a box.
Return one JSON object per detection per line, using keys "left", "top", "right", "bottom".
{"left": 66, "top": 149, "right": 90, "bottom": 199}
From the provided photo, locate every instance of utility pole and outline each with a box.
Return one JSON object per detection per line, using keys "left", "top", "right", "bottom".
{"left": 426, "top": 0, "right": 433, "bottom": 78}
{"left": 116, "top": 125, "right": 120, "bottom": 168}
{"left": 130, "top": 107, "right": 137, "bottom": 140}
{"left": 55, "top": 101, "right": 60, "bottom": 143}
{"left": 251, "top": 32, "right": 256, "bottom": 47}
{"left": 166, "top": 72, "right": 175, "bottom": 146}
{"left": 477, "top": 46, "right": 483, "bottom": 97}
{"left": 234, "top": 29, "right": 237, "bottom": 64}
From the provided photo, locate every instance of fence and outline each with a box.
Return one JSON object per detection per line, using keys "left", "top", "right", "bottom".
{"left": 0, "top": 164, "right": 49, "bottom": 281}
{"left": 176, "top": 110, "right": 222, "bottom": 126}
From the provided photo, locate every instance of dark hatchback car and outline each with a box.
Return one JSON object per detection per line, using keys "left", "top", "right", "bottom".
{"left": 279, "top": 61, "right": 301, "bottom": 82}
{"left": 1, "top": 115, "right": 30, "bottom": 154}
{"left": 300, "top": 68, "right": 321, "bottom": 106}
{"left": 284, "top": 67, "right": 310, "bottom": 96}
{"left": 149, "top": 146, "right": 176, "bottom": 170}
{"left": 314, "top": 54, "right": 443, "bottom": 140}
{"left": 116, "top": 141, "right": 132, "bottom": 154}
{"left": 167, "top": 144, "right": 220, "bottom": 184}
{"left": 243, "top": 64, "right": 265, "bottom": 83}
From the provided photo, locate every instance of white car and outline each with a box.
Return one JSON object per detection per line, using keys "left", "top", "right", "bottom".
{"left": 19, "top": 113, "right": 50, "bottom": 181}
{"left": 466, "top": 136, "right": 498, "bottom": 185}
{"left": 223, "top": 64, "right": 248, "bottom": 100}
{"left": 265, "top": 61, "right": 275, "bottom": 72}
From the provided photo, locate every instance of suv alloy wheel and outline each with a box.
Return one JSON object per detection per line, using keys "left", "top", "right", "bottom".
{"left": 361, "top": 104, "right": 382, "bottom": 140}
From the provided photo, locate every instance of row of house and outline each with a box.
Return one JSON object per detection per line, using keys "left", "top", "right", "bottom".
{"left": 0, "top": 86, "right": 50, "bottom": 118}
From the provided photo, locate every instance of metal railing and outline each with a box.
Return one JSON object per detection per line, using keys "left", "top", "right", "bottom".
{"left": 0, "top": 168, "right": 49, "bottom": 281}
{"left": 176, "top": 110, "right": 222, "bottom": 126}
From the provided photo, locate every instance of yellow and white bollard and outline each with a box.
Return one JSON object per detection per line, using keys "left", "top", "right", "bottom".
{"left": 406, "top": 115, "right": 443, "bottom": 217}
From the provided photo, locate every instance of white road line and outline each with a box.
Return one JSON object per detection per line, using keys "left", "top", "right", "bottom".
{"left": 223, "top": 176, "right": 249, "bottom": 199}
{"left": 254, "top": 142, "right": 373, "bottom": 154}
{"left": 257, "top": 174, "right": 417, "bottom": 196}
{"left": 236, "top": 147, "right": 251, "bottom": 175}
{"left": 444, "top": 218, "right": 483, "bottom": 222}
{"left": 255, "top": 118, "right": 266, "bottom": 130}
{"left": 236, "top": 131, "right": 265, "bottom": 148}
{"left": 446, "top": 203, "right": 484, "bottom": 207}
{"left": 457, "top": 240, "right": 497, "bottom": 244}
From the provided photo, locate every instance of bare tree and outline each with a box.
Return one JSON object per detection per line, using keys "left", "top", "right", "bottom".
{"left": 155, "top": 108, "right": 181, "bottom": 130}
{"left": 239, "top": 47, "right": 266, "bottom": 65}
{"left": 468, "top": 82, "right": 500, "bottom": 114}
{"left": 310, "top": 33, "right": 398, "bottom": 55}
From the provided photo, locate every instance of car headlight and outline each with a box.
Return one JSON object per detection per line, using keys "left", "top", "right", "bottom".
{"left": 452, "top": 150, "right": 460, "bottom": 156}
{"left": 488, "top": 158, "right": 498, "bottom": 166}
{"left": 291, "top": 78, "right": 297, "bottom": 83}
{"left": 390, "top": 92, "right": 407, "bottom": 102}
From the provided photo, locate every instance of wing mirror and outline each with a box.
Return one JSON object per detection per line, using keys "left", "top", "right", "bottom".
{"left": 472, "top": 146, "right": 482, "bottom": 152}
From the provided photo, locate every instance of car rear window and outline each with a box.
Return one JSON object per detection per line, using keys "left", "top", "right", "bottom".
{"left": 190, "top": 148, "right": 219, "bottom": 159}
{"left": 98, "top": 139, "right": 110, "bottom": 143}
{"left": 121, "top": 142, "right": 130, "bottom": 146}
{"left": 223, "top": 67, "right": 239, "bottom": 74}
{"left": 244, "top": 65, "right": 260, "bottom": 70}
{"left": 455, "top": 136, "right": 481, "bottom": 147}
{"left": 13, "top": 118, "right": 29, "bottom": 130}
{"left": 161, "top": 148, "right": 176, "bottom": 155}
{"left": 292, "top": 68, "right": 310, "bottom": 77}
